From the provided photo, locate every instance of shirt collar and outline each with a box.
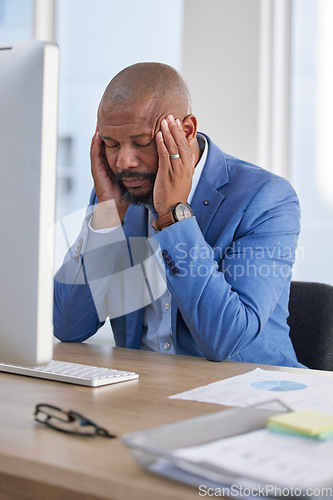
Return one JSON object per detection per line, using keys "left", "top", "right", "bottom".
{"left": 187, "top": 133, "right": 208, "bottom": 205}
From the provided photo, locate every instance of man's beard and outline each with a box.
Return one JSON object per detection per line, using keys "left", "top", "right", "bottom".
{"left": 115, "top": 171, "right": 156, "bottom": 206}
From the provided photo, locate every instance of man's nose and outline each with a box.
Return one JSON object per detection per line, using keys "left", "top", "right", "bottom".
{"left": 115, "top": 146, "right": 140, "bottom": 170}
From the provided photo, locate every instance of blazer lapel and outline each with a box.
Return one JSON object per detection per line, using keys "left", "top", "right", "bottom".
{"left": 191, "top": 177, "right": 225, "bottom": 235}
{"left": 191, "top": 134, "right": 229, "bottom": 236}
{"left": 123, "top": 204, "right": 148, "bottom": 238}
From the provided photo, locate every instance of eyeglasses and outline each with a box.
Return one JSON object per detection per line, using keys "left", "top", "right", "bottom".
{"left": 34, "top": 403, "right": 116, "bottom": 438}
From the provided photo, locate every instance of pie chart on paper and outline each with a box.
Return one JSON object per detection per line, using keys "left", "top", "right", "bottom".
{"left": 250, "top": 380, "right": 307, "bottom": 392}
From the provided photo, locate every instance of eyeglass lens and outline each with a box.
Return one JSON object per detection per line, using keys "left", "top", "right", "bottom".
{"left": 35, "top": 404, "right": 116, "bottom": 438}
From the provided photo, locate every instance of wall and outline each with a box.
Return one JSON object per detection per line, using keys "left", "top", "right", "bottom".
{"left": 182, "top": 0, "right": 261, "bottom": 165}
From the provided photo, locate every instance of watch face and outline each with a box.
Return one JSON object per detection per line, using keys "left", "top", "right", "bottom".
{"left": 174, "top": 203, "right": 193, "bottom": 221}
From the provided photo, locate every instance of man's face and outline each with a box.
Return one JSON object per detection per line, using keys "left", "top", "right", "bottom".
{"left": 98, "top": 98, "right": 165, "bottom": 205}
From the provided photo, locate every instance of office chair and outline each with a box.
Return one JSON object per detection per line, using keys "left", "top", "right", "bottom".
{"left": 287, "top": 281, "right": 333, "bottom": 371}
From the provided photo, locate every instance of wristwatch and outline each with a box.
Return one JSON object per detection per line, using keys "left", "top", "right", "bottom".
{"left": 153, "top": 203, "right": 194, "bottom": 231}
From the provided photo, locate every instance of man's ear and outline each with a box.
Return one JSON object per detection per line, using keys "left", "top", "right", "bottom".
{"left": 182, "top": 114, "right": 197, "bottom": 146}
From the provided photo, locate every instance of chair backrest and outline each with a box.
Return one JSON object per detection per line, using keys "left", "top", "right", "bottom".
{"left": 287, "top": 281, "right": 333, "bottom": 371}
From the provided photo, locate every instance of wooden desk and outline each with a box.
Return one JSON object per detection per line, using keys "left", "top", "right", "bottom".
{"left": 0, "top": 343, "right": 301, "bottom": 500}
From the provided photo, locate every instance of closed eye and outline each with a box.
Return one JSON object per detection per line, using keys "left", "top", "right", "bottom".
{"left": 134, "top": 140, "right": 154, "bottom": 147}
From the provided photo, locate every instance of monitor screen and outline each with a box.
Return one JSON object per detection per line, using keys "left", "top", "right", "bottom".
{"left": 0, "top": 40, "right": 59, "bottom": 365}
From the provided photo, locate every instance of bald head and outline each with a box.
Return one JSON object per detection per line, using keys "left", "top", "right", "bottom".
{"left": 96, "top": 62, "right": 200, "bottom": 207}
{"left": 101, "top": 62, "right": 192, "bottom": 119}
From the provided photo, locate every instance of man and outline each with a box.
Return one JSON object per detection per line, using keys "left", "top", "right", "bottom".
{"left": 54, "top": 62, "right": 304, "bottom": 367}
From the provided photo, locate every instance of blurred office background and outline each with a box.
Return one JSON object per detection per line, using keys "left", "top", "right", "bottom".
{"left": 1, "top": 0, "right": 332, "bottom": 342}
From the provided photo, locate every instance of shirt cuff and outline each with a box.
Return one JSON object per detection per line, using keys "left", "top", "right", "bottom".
{"left": 84, "top": 213, "right": 125, "bottom": 253}
{"left": 88, "top": 213, "right": 122, "bottom": 234}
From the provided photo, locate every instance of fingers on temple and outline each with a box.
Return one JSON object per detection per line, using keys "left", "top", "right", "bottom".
{"left": 91, "top": 131, "right": 103, "bottom": 157}
{"left": 156, "top": 130, "right": 171, "bottom": 163}
{"left": 159, "top": 116, "right": 190, "bottom": 164}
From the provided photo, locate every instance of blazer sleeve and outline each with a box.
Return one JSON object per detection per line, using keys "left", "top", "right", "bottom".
{"left": 53, "top": 191, "right": 129, "bottom": 342}
{"left": 149, "top": 177, "right": 301, "bottom": 361}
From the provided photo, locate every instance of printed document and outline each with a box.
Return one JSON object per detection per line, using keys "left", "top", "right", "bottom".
{"left": 173, "top": 428, "right": 333, "bottom": 491}
{"left": 169, "top": 368, "right": 333, "bottom": 413}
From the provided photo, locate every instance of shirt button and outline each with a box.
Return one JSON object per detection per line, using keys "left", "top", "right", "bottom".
{"left": 164, "top": 342, "right": 171, "bottom": 350}
{"left": 164, "top": 302, "right": 170, "bottom": 310}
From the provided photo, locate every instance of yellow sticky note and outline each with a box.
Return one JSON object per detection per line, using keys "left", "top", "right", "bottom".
{"left": 268, "top": 411, "right": 333, "bottom": 437}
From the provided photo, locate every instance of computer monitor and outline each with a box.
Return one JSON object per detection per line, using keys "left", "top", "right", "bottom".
{"left": 0, "top": 40, "right": 59, "bottom": 365}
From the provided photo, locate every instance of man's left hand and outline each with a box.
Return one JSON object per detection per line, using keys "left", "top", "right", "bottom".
{"left": 154, "top": 114, "right": 195, "bottom": 217}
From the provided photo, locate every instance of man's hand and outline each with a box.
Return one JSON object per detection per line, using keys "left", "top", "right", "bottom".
{"left": 154, "top": 114, "right": 195, "bottom": 217}
{"left": 90, "top": 128, "right": 128, "bottom": 229}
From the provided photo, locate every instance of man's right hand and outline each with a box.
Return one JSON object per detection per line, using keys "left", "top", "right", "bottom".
{"left": 90, "top": 129, "right": 128, "bottom": 229}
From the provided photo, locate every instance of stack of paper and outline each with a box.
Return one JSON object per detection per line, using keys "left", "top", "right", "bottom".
{"left": 173, "top": 427, "right": 333, "bottom": 493}
{"left": 267, "top": 410, "right": 333, "bottom": 440}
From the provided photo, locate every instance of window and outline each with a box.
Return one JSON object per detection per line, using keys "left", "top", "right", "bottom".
{"left": 290, "top": 0, "right": 333, "bottom": 285}
{"left": 56, "top": 136, "right": 75, "bottom": 219}
{"left": 0, "top": 0, "right": 33, "bottom": 42}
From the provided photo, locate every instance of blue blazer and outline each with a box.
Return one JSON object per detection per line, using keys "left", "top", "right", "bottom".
{"left": 54, "top": 134, "right": 303, "bottom": 368}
